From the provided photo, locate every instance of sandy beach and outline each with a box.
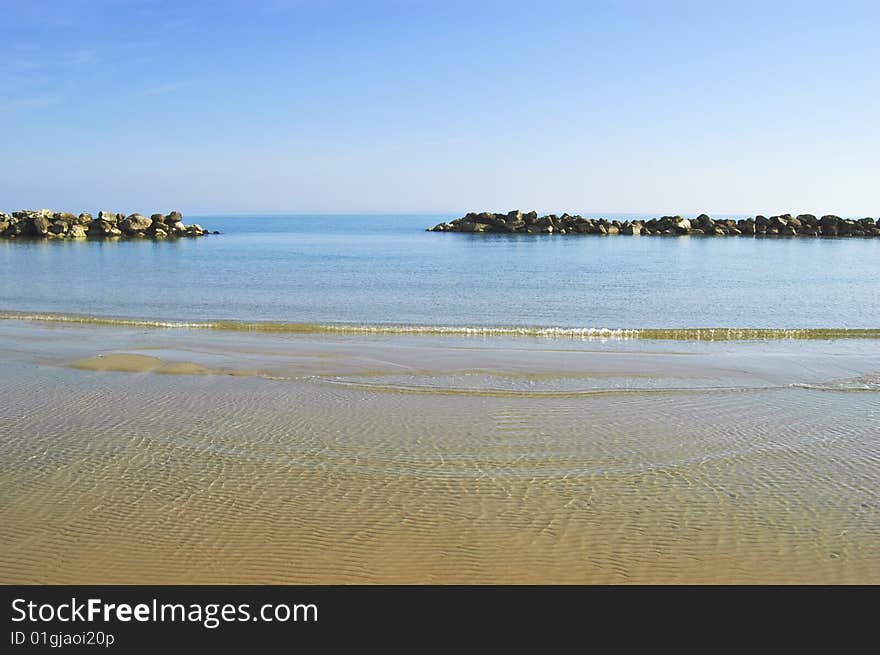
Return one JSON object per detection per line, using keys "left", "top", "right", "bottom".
{"left": 1, "top": 318, "right": 877, "bottom": 584}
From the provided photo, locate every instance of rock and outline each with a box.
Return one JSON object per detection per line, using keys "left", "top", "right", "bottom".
{"left": 98, "top": 211, "right": 118, "bottom": 223}
{"left": 738, "top": 219, "right": 756, "bottom": 234}
{"left": 48, "top": 221, "right": 67, "bottom": 235}
{"left": 120, "top": 214, "right": 153, "bottom": 233}
{"left": 32, "top": 215, "right": 51, "bottom": 236}
{"left": 69, "top": 225, "right": 87, "bottom": 238}
{"left": 88, "top": 219, "right": 115, "bottom": 236}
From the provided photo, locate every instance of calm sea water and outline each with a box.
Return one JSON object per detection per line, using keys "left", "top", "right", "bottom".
{"left": 2, "top": 214, "right": 879, "bottom": 329}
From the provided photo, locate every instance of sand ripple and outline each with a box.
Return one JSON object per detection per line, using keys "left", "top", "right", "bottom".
{"left": 1, "top": 356, "right": 878, "bottom": 584}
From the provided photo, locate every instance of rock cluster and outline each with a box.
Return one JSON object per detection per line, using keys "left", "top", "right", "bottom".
{"left": 0, "top": 209, "right": 216, "bottom": 240}
{"left": 428, "top": 211, "right": 880, "bottom": 237}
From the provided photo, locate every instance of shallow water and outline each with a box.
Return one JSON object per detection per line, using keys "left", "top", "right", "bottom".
{"left": 2, "top": 214, "right": 880, "bottom": 329}
{"left": 0, "top": 321, "right": 878, "bottom": 583}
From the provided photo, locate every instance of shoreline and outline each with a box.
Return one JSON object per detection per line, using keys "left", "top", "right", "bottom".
{"left": 2, "top": 309, "right": 880, "bottom": 341}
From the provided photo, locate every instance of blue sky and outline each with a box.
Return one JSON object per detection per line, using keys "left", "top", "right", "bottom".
{"left": 1, "top": 0, "right": 878, "bottom": 215}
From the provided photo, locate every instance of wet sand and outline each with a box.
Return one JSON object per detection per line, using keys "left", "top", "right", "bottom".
{"left": 0, "top": 319, "right": 878, "bottom": 583}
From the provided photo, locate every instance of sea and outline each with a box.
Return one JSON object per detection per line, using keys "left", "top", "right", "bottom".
{"left": 2, "top": 213, "right": 879, "bottom": 334}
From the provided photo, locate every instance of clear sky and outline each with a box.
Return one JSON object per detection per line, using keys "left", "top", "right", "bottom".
{"left": 2, "top": 0, "right": 878, "bottom": 215}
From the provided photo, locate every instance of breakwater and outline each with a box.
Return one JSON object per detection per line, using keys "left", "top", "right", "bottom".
{"left": 0, "top": 209, "right": 214, "bottom": 239}
{"left": 429, "top": 211, "right": 880, "bottom": 237}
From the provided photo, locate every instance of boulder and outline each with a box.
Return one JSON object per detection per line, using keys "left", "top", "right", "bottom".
{"left": 88, "top": 219, "right": 116, "bottom": 236}
{"left": 32, "top": 215, "right": 51, "bottom": 236}
{"left": 673, "top": 217, "right": 691, "bottom": 234}
{"left": 120, "top": 213, "right": 152, "bottom": 233}
{"left": 738, "top": 219, "right": 756, "bottom": 234}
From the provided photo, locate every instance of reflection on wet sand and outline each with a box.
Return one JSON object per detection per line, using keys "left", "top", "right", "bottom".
{"left": 0, "top": 320, "right": 878, "bottom": 583}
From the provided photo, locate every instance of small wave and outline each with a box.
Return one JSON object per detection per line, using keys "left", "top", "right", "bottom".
{"left": 2, "top": 310, "right": 879, "bottom": 341}
{"left": 792, "top": 375, "right": 880, "bottom": 392}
